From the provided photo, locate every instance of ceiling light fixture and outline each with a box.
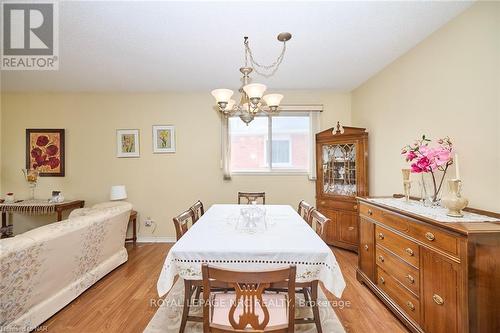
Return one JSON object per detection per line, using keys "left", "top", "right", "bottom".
{"left": 211, "top": 32, "right": 292, "bottom": 124}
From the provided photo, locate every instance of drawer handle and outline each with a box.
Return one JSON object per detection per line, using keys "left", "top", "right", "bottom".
{"left": 367, "top": 209, "right": 373, "bottom": 216}
{"left": 406, "top": 274, "right": 415, "bottom": 284}
{"left": 320, "top": 201, "right": 326, "bottom": 205}
{"left": 425, "top": 232, "right": 435, "bottom": 241}
{"left": 405, "top": 248, "right": 414, "bottom": 256}
{"left": 348, "top": 226, "right": 355, "bottom": 231}
{"left": 432, "top": 294, "right": 444, "bottom": 305}
{"left": 364, "top": 244, "right": 369, "bottom": 251}
{"left": 378, "top": 255, "right": 385, "bottom": 263}
{"left": 406, "top": 301, "right": 415, "bottom": 311}
{"left": 379, "top": 277, "right": 385, "bottom": 284}
{"left": 353, "top": 205, "right": 358, "bottom": 210}
{"left": 378, "top": 233, "right": 384, "bottom": 240}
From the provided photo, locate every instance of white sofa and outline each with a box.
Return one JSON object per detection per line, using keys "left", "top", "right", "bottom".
{"left": 0, "top": 201, "right": 132, "bottom": 332}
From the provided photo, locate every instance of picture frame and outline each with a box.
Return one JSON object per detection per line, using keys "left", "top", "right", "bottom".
{"left": 26, "top": 129, "right": 65, "bottom": 177}
{"left": 116, "top": 129, "right": 140, "bottom": 158}
{"left": 152, "top": 125, "right": 176, "bottom": 153}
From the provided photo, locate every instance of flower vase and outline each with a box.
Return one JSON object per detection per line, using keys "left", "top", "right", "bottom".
{"left": 22, "top": 169, "right": 39, "bottom": 200}
{"left": 419, "top": 173, "right": 442, "bottom": 207}
{"left": 441, "top": 179, "right": 468, "bottom": 217}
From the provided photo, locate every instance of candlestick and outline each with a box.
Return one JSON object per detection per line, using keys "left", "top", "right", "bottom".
{"left": 454, "top": 153, "right": 460, "bottom": 180}
{"left": 402, "top": 169, "right": 411, "bottom": 202}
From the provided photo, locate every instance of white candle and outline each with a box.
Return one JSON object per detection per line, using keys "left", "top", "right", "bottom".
{"left": 454, "top": 153, "right": 460, "bottom": 180}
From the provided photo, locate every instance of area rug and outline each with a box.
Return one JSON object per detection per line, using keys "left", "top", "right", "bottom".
{"left": 144, "top": 280, "right": 346, "bottom": 333}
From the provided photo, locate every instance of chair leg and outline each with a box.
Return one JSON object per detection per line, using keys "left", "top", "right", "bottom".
{"left": 195, "top": 286, "right": 202, "bottom": 304}
{"left": 180, "top": 280, "right": 191, "bottom": 333}
{"left": 311, "top": 281, "right": 322, "bottom": 333}
{"left": 302, "top": 287, "right": 311, "bottom": 306}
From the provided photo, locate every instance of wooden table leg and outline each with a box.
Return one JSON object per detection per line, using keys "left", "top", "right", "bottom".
{"left": 1, "top": 212, "right": 8, "bottom": 238}
{"left": 179, "top": 279, "right": 192, "bottom": 333}
{"left": 132, "top": 216, "right": 137, "bottom": 243}
{"left": 311, "top": 280, "right": 323, "bottom": 333}
{"left": 56, "top": 208, "right": 63, "bottom": 222}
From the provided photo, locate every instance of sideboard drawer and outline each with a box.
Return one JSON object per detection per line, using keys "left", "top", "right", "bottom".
{"left": 376, "top": 245, "right": 419, "bottom": 296}
{"left": 377, "top": 267, "right": 421, "bottom": 324}
{"left": 360, "top": 203, "right": 410, "bottom": 233}
{"left": 359, "top": 203, "right": 382, "bottom": 220}
{"left": 376, "top": 225, "right": 419, "bottom": 268}
{"left": 408, "top": 222, "right": 458, "bottom": 256}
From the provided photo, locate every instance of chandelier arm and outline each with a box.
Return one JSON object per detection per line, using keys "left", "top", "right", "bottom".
{"left": 244, "top": 41, "right": 287, "bottom": 77}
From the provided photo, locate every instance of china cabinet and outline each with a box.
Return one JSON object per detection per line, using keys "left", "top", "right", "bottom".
{"left": 315, "top": 122, "right": 368, "bottom": 251}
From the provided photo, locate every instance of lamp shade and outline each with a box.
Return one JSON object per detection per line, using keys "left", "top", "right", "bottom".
{"left": 211, "top": 89, "right": 234, "bottom": 103}
{"left": 243, "top": 83, "right": 267, "bottom": 99}
{"left": 262, "top": 94, "right": 284, "bottom": 107}
{"left": 110, "top": 185, "right": 127, "bottom": 201}
{"left": 226, "top": 99, "right": 236, "bottom": 111}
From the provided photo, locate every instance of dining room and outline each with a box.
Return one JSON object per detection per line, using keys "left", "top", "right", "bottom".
{"left": 1, "top": 1, "right": 500, "bottom": 333}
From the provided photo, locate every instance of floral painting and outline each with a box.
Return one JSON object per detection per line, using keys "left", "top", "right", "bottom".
{"left": 26, "top": 129, "right": 65, "bottom": 177}
{"left": 153, "top": 125, "right": 175, "bottom": 153}
{"left": 116, "top": 129, "right": 140, "bottom": 157}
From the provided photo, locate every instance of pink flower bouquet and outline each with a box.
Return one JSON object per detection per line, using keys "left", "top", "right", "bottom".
{"left": 401, "top": 135, "right": 453, "bottom": 202}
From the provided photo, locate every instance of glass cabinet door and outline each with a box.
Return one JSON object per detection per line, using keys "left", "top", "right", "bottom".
{"left": 322, "top": 143, "right": 357, "bottom": 196}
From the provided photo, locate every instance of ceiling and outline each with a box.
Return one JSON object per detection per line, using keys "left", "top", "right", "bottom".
{"left": 1, "top": 1, "right": 473, "bottom": 92}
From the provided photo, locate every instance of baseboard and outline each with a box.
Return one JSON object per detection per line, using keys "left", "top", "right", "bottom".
{"left": 136, "top": 236, "right": 176, "bottom": 243}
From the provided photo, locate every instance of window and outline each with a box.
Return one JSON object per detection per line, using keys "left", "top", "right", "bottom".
{"left": 271, "top": 139, "right": 291, "bottom": 165}
{"left": 228, "top": 114, "right": 311, "bottom": 173}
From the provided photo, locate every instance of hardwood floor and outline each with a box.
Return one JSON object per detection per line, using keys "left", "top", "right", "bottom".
{"left": 41, "top": 243, "right": 409, "bottom": 333}
{"left": 326, "top": 248, "right": 409, "bottom": 333}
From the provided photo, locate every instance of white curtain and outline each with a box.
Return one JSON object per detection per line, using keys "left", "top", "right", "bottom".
{"left": 221, "top": 116, "right": 231, "bottom": 180}
{"left": 309, "top": 111, "right": 320, "bottom": 180}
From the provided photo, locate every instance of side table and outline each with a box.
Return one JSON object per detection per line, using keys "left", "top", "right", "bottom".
{"left": 125, "top": 210, "right": 137, "bottom": 243}
{"left": 1, "top": 200, "right": 85, "bottom": 238}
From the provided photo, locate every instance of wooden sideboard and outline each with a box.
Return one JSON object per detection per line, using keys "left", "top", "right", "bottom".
{"left": 356, "top": 197, "right": 500, "bottom": 333}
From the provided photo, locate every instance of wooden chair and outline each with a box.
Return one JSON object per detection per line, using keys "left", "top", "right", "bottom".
{"left": 286, "top": 208, "right": 330, "bottom": 333}
{"left": 297, "top": 200, "right": 313, "bottom": 224}
{"left": 190, "top": 200, "right": 205, "bottom": 222}
{"left": 202, "top": 264, "right": 296, "bottom": 333}
{"left": 308, "top": 209, "right": 330, "bottom": 241}
{"left": 173, "top": 208, "right": 196, "bottom": 241}
{"left": 238, "top": 192, "right": 266, "bottom": 205}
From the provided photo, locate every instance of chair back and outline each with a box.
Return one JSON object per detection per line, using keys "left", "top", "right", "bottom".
{"left": 308, "top": 209, "right": 330, "bottom": 240}
{"left": 173, "top": 208, "right": 196, "bottom": 241}
{"left": 238, "top": 192, "right": 266, "bottom": 205}
{"left": 190, "top": 200, "right": 204, "bottom": 222}
{"left": 202, "top": 264, "right": 296, "bottom": 332}
{"left": 297, "top": 200, "right": 313, "bottom": 224}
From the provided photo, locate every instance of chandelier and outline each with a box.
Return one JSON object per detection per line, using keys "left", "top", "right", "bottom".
{"left": 211, "top": 32, "right": 292, "bottom": 124}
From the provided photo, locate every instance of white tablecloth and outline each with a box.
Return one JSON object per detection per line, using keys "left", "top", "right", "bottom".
{"left": 157, "top": 204, "right": 346, "bottom": 298}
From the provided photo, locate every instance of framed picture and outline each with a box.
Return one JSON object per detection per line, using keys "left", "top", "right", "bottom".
{"left": 152, "top": 125, "right": 176, "bottom": 153}
{"left": 116, "top": 129, "right": 140, "bottom": 158}
{"left": 26, "top": 129, "right": 65, "bottom": 177}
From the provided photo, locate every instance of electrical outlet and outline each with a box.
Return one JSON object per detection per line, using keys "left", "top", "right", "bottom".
{"left": 144, "top": 217, "right": 154, "bottom": 227}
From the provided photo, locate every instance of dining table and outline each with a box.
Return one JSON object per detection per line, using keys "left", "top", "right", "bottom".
{"left": 156, "top": 204, "right": 346, "bottom": 332}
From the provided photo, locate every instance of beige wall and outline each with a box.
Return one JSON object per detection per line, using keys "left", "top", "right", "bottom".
{"left": 0, "top": 91, "right": 351, "bottom": 237}
{"left": 352, "top": 2, "right": 500, "bottom": 212}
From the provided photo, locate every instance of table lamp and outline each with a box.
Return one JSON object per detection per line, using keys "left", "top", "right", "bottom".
{"left": 110, "top": 185, "right": 127, "bottom": 201}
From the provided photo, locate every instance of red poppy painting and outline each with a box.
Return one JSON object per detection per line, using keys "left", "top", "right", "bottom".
{"left": 26, "top": 129, "right": 65, "bottom": 177}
